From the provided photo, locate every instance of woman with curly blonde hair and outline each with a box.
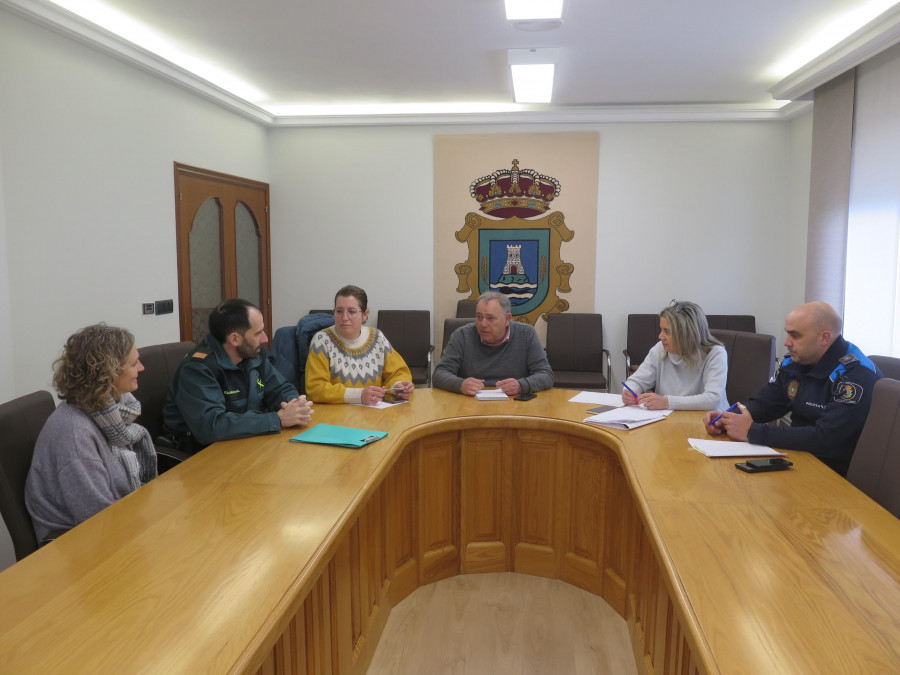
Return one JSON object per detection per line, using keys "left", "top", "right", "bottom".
{"left": 25, "top": 324, "right": 156, "bottom": 543}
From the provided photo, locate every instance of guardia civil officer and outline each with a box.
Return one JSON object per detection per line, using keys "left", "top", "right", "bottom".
{"left": 163, "top": 299, "right": 313, "bottom": 452}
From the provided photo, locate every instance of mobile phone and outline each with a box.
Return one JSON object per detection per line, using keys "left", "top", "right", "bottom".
{"left": 514, "top": 393, "right": 537, "bottom": 401}
{"left": 735, "top": 458, "right": 793, "bottom": 473}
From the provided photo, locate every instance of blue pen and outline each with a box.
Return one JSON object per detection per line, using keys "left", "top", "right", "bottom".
{"left": 621, "top": 381, "right": 640, "bottom": 399}
{"left": 484, "top": 380, "right": 497, "bottom": 387}
{"left": 710, "top": 402, "right": 739, "bottom": 425}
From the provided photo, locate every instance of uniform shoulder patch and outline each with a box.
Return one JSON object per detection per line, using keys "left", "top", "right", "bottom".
{"left": 839, "top": 353, "right": 858, "bottom": 366}
{"left": 834, "top": 381, "right": 863, "bottom": 404}
{"left": 191, "top": 351, "right": 210, "bottom": 360}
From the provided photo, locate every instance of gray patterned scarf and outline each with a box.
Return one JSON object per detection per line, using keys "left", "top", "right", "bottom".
{"left": 89, "top": 393, "right": 157, "bottom": 491}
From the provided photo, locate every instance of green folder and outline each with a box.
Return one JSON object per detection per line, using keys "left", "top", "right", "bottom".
{"left": 290, "top": 423, "right": 388, "bottom": 449}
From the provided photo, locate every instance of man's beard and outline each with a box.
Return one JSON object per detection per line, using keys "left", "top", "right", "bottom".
{"left": 236, "top": 339, "right": 258, "bottom": 360}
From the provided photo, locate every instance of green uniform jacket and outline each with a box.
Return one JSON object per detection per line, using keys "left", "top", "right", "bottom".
{"left": 163, "top": 333, "right": 299, "bottom": 449}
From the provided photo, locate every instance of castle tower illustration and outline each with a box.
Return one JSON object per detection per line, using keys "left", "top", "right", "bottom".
{"left": 503, "top": 245, "right": 524, "bottom": 276}
{"left": 491, "top": 243, "right": 536, "bottom": 301}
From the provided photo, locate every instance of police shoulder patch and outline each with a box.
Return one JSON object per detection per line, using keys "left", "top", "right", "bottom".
{"left": 835, "top": 381, "right": 863, "bottom": 404}
{"left": 191, "top": 351, "right": 210, "bottom": 360}
{"left": 839, "top": 353, "right": 858, "bottom": 366}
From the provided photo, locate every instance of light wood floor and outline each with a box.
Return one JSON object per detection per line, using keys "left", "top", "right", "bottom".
{"left": 368, "top": 572, "right": 638, "bottom": 674}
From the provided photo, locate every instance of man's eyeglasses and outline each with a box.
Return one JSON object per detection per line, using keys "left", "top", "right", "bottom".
{"left": 334, "top": 308, "right": 362, "bottom": 317}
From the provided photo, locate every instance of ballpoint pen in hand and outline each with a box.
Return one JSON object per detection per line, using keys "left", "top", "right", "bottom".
{"left": 621, "top": 381, "right": 640, "bottom": 400}
{"left": 710, "top": 402, "right": 739, "bottom": 425}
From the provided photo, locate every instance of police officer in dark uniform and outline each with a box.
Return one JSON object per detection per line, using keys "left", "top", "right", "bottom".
{"left": 704, "top": 302, "right": 882, "bottom": 475}
{"left": 163, "top": 299, "right": 313, "bottom": 453}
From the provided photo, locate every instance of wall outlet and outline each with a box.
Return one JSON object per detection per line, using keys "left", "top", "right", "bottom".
{"left": 142, "top": 303, "right": 155, "bottom": 315}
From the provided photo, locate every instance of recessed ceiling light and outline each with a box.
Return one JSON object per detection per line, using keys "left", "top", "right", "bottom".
{"left": 509, "top": 48, "right": 559, "bottom": 103}
{"left": 510, "top": 18, "right": 564, "bottom": 31}
{"left": 505, "top": 0, "right": 564, "bottom": 21}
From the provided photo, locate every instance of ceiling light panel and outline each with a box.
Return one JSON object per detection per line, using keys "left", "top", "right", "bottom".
{"left": 505, "top": 0, "right": 564, "bottom": 20}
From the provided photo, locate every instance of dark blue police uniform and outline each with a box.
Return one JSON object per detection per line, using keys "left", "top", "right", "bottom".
{"left": 163, "top": 333, "right": 299, "bottom": 451}
{"left": 745, "top": 335, "right": 882, "bottom": 475}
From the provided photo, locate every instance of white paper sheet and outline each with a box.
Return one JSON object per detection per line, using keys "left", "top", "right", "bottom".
{"left": 688, "top": 439, "right": 785, "bottom": 458}
{"left": 568, "top": 391, "right": 624, "bottom": 406}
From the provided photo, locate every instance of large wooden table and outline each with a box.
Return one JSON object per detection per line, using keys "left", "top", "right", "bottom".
{"left": 0, "top": 388, "right": 898, "bottom": 674}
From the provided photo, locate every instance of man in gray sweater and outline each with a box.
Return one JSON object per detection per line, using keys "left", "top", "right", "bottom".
{"left": 434, "top": 292, "right": 553, "bottom": 396}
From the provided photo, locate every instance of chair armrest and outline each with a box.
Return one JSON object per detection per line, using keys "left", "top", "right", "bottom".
{"left": 603, "top": 349, "right": 612, "bottom": 393}
{"left": 623, "top": 349, "right": 632, "bottom": 377}
{"left": 426, "top": 345, "right": 434, "bottom": 388}
{"left": 40, "top": 529, "right": 69, "bottom": 547}
{"left": 156, "top": 445, "right": 190, "bottom": 473}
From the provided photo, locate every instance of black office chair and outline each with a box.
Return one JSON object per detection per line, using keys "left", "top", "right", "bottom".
{"left": 0, "top": 390, "right": 58, "bottom": 561}
{"left": 869, "top": 355, "right": 900, "bottom": 380}
{"left": 132, "top": 341, "right": 195, "bottom": 472}
{"left": 706, "top": 315, "right": 756, "bottom": 332}
{"left": 442, "top": 317, "right": 475, "bottom": 353}
{"left": 546, "top": 313, "right": 611, "bottom": 391}
{"left": 710, "top": 330, "right": 776, "bottom": 405}
{"left": 846, "top": 378, "right": 900, "bottom": 517}
{"left": 623, "top": 314, "right": 659, "bottom": 376}
{"left": 377, "top": 310, "right": 434, "bottom": 387}
{"left": 456, "top": 299, "right": 477, "bottom": 318}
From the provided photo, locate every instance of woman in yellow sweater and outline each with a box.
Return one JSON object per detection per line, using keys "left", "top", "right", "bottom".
{"left": 305, "top": 285, "right": 414, "bottom": 405}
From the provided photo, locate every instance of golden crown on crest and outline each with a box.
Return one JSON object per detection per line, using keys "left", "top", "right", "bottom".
{"left": 469, "top": 159, "right": 561, "bottom": 219}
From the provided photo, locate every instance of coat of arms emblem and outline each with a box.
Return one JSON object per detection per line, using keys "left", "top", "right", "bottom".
{"left": 453, "top": 159, "right": 573, "bottom": 325}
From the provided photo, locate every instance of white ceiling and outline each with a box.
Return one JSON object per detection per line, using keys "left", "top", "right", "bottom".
{"left": 5, "top": 0, "right": 900, "bottom": 124}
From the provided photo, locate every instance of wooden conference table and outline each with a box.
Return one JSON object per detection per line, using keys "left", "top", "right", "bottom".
{"left": 0, "top": 388, "right": 898, "bottom": 674}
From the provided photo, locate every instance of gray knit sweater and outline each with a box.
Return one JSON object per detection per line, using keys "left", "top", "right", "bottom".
{"left": 25, "top": 401, "right": 136, "bottom": 543}
{"left": 433, "top": 322, "right": 554, "bottom": 394}
{"left": 624, "top": 342, "right": 729, "bottom": 411}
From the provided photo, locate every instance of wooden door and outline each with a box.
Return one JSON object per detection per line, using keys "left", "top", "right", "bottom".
{"left": 174, "top": 163, "right": 272, "bottom": 342}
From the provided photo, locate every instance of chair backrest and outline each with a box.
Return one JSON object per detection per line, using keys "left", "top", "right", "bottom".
{"left": 846, "top": 378, "right": 900, "bottom": 517}
{"left": 625, "top": 314, "right": 660, "bottom": 371}
{"left": 456, "top": 299, "right": 477, "bottom": 318}
{"left": 869, "top": 355, "right": 900, "bottom": 380}
{"left": 711, "top": 329, "right": 775, "bottom": 405}
{"left": 0, "top": 390, "right": 56, "bottom": 561}
{"left": 377, "top": 310, "right": 432, "bottom": 369}
{"left": 133, "top": 341, "right": 195, "bottom": 440}
{"left": 546, "top": 313, "right": 604, "bottom": 372}
{"left": 308, "top": 309, "right": 333, "bottom": 316}
{"left": 442, "top": 318, "right": 475, "bottom": 353}
{"left": 706, "top": 315, "right": 756, "bottom": 332}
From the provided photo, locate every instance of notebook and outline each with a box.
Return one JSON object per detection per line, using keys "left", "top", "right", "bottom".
{"left": 476, "top": 389, "right": 509, "bottom": 401}
{"left": 290, "top": 423, "right": 388, "bottom": 449}
{"left": 583, "top": 407, "right": 673, "bottom": 430}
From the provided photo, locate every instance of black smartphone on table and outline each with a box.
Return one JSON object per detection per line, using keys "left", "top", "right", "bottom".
{"left": 514, "top": 393, "right": 537, "bottom": 401}
{"left": 735, "top": 458, "right": 793, "bottom": 473}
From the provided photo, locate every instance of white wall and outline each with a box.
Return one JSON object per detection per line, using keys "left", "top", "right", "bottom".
{"left": 267, "top": 126, "right": 436, "bottom": 325}
{"left": 269, "top": 120, "right": 811, "bottom": 384}
{"left": 0, "top": 11, "right": 270, "bottom": 399}
{"left": 0, "top": 7, "right": 812, "bottom": 570}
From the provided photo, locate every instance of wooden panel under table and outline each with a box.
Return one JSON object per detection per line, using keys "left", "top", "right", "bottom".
{"left": 0, "top": 389, "right": 897, "bottom": 674}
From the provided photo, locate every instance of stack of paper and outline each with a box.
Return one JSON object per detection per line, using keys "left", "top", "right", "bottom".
{"left": 476, "top": 389, "right": 509, "bottom": 401}
{"left": 688, "top": 439, "right": 785, "bottom": 458}
{"left": 583, "top": 407, "right": 673, "bottom": 429}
